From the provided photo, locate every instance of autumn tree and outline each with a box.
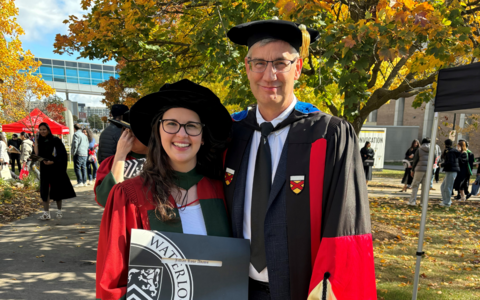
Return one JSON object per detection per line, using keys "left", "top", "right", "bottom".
{"left": 55, "top": 0, "right": 480, "bottom": 133}
{"left": 0, "top": 0, "right": 55, "bottom": 125}
{"left": 88, "top": 114, "right": 103, "bottom": 130}
{"left": 97, "top": 63, "right": 140, "bottom": 109}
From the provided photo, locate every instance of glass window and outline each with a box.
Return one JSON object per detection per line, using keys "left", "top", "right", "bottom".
{"left": 42, "top": 75, "right": 53, "bottom": 81}
{"left": 65, "top": 61, "right": 77, "bottom": 67}
{"left": 92, "top": 79, "right": 103, "bottom": 85}
{"left": 66, "top": 77, "right": 78, "bottom": 84}
{"left": 79, "top": 78, "right": 91, "bottom": 85}
{"left": 40, "top": 66, "right": 53, "bottom": 74}
{"left": 52, "top": 60, "right": 64, "bottom": 66}
{"left": 91, "top": 71, "right": 102, "bottom": 79}
{"left": 79, "top": 69, "right": 90, "bottom": 78}
{"left": 91, "top": 64, "right": 102, "bottom": 70}
{"left": 66, "top": 68, "right": 78, "bottom": 77}
{"left": 54, "top": 76, "right": 66, "bottom": 82}
{"left": 103, "top": 72, "right": 114, "bottom": 79}
{"left": 53, "top": 67, "right": 65, "bottom": 76}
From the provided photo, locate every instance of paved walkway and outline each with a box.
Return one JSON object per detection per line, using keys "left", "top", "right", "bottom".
{"left": 0, "top": 183, "right": 102, "bottom": 300}
{"left": 0, "top": 175, "right": 478, "bottom": 299}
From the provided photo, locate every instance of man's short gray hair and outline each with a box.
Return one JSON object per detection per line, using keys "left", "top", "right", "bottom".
{"left": 246, "top": 38, "right": 299, "bottom": 58}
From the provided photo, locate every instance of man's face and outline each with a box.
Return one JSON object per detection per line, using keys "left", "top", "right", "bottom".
{"left": 245, "top": 40, "right": 303, "bottom": 110}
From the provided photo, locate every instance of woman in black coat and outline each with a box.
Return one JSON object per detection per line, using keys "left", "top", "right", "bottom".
{"left": 35, "top": 122, "right": 76, "bottom": 220}
{"left": 360, "top": 141, "right": 375, "bottom": 184}
{"left": 400, "top": 139, "right": 419, "bottom": 192}
{"left": 453, "top": 140, "right": 474, "bottom": 201}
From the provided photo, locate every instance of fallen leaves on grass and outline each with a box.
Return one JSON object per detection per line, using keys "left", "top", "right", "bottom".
{"left": 0, "top": 185, "right": 42, "bottom": 224}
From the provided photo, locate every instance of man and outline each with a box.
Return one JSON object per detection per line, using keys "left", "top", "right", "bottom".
{"left": 98, "top": 104, "right": 129, "bottom": 164}
{"left": 409, "top": 137, "right": 434, "bottom": 206}
{"left": 71, "top": 124, "right": 89, "bottom": 187}
{"left": 430, "top": 141, "right": 442, "bottom": 190}
{"left": 224, "top": 20, "right": 376, "bottom": 300}
{"left": 7, "top": 134, "right": 21, "bottom": 173}
{"left": 439, "top": 139, "right": 460, "bottom": 207}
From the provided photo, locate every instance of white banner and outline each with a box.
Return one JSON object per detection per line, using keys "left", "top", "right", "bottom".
{"left": 359, "top": 128, "right": 387, "bottom": 169}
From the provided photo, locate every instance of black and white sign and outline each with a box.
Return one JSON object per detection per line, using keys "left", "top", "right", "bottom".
{"left": 127, "top": 229, "right": 250, "bottom": 300}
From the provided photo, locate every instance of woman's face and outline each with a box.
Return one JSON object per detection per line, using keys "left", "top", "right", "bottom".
{"left": 39, "top": 126, "right": 49, "bottom": 137}
{"left": 367, "top": 143, "right": 371, "bottom": 148}
{"left": 413, "top": 141, "right": 419, "bottom": 148}
{"left": 159, "top": 108, "right": 203, "bottom": 172}
{"left": 82, "top": 130, "right": 87, "bottom": 136}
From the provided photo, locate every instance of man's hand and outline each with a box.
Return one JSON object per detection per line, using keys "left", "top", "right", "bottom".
{"left": 116, "top": 129, "right": 135, "bottom": 159}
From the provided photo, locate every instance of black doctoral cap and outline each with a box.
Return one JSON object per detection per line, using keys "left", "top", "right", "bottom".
{"left": 130, "top": 79, "right": 232, "bottom": 147}
{"left": 227, "top": 18, "right": 320, "bottom": 58}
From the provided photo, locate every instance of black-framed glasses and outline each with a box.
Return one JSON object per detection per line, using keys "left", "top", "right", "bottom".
{"left": 160, "top": 119, "right": 205, "bottom": 136}
{"left": 247, "top": 58, "right": 297, "bottom": 73}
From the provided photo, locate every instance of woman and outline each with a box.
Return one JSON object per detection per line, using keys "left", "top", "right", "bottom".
{"left": 453, "top": 140, "right": 474, "bottom": 201}
{"left": 84, "top": 128, "right": 98, "bottom": 186}
{"left": 94, "top": 111, "right": 148, "bottom": 207}
{"left": 0, "top": 133, "right": 14, "bottom": 180}
{"left": 96, "top": 79, "right": 232, "bottom": 300}
{"left": 35, "top": 123, "right": 76, "bottom": 220}
{"left": 360, "top": 141, "right": 375, "bottom": 185}
{"left": 400, "top": 139, "right": 419, "bottom": 192}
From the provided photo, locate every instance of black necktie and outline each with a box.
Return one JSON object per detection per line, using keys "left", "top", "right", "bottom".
{"left": 251, "top": 122, "right": 274, "bottom": 273}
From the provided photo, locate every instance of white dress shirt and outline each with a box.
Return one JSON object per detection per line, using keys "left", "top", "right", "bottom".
{"left": 243, "top": 96, "right": 297, "bottom": 282}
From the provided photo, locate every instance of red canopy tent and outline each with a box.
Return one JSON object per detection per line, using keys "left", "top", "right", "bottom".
{"left": 1, "top": 108, "right": 70, "bottom": 135}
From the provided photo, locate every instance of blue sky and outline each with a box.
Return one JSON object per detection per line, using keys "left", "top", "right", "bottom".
{"left": 17, "top": 0, "right": 114, "bottom": 106}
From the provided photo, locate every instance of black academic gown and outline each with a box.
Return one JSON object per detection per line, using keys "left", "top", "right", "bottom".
{"left": 223, "top": 102, "right": 376, "bottom": 300}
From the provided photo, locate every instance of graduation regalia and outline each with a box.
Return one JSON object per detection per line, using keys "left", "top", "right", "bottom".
{"left": 96, "top": 176, "right": 232, "bottom": 300}
{"left": 224, "top": 103, "right": 376, "bottom": 300}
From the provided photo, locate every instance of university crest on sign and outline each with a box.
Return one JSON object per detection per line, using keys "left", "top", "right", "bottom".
{"left": 290, "top": 175, "right": 305, "bottom": 194}
{"left": 225, "top": 168, "right": 235, "bottom": 186}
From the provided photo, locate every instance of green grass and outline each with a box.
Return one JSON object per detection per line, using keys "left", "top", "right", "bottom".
{"left": 67, "top": 161, "right": 76, "bottom": 181}
{"left": 373, "top": 169, "right": 447, "bottom": 181}
{"left": 371, "top": 198, "right": 480, "bottom": 299}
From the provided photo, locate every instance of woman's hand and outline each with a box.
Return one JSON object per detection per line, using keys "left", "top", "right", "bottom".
{"left": 409, "top": 154, "right": 414, "bottom": 159}
{"left": 116, "top": 130, "right": 134, "bottom": 159}
{"left": 411, "top": 171, "right": 414, "bottom": 177}
{"left": 43, "top": 160, "right": 54, "bottom": 165}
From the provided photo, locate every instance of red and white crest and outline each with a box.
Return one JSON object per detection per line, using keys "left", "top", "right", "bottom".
{"left": 225, "top": 168, "right": 235, "bottom": 186}
{"left": 290, "top": 175, "right": 305, "bottom": 194}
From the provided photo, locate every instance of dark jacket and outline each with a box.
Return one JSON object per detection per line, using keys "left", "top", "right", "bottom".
{"left": 7, "top": 139, "right": 21, "bottom": 156}
{"left": 360, "top": 147, "right": 374, "bottom": 162}
{"left": 441, "top": 146, "right": 460, "bottom": 172}
{"left": 98, "top": 123, "right": 122, "bottom": 164}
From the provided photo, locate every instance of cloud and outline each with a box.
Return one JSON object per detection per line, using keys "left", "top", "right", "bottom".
{"left": 16, "top": 0, "right": 86, "bottom": 42}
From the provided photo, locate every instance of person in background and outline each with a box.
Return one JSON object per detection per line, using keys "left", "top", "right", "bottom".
{"left": 439, "top": 139, "right": 460, "bottom": 207}
{"left": 71, "top": 124, "right": 89, "bottom": 188}
{"left": 409, "top": 138, "right": 434, "bottom": 206}
{"left": 94, "top": 111, "right": 148, "bottom": 207}
{"left": 0, "top": 133, "right": 17, "bottom": 179}
{"left": 85, "top": 128, "right": 98, "bottom": 186}
{"left": 19, "top": 132, "right": 39, "bottom": 179}
{"left": 430, "top": 142, "right": 442, "bottom": 191}
{"left": 360, "top": 141, "right": 375, "bottom": 185}
{"left": 34, "top": 123, "right": 76, "bottom": 220}
{"left": 7, "top": 134, "right": 21, "bottom": 173}
{"left": 98, "top": 104, "right": 129, "bottom": 164}
{"left": 453, "top": 140, "right": 474, "bottom": 201}
{"left": 400, "top": 139, "right": 419, "bottom": 192}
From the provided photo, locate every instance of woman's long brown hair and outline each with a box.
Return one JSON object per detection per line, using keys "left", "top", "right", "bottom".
{"left": 140, "top": 107, "right": 228, "bottom": 222}
{"left": 458, "top": 140, "right": 468, "bottom": 152}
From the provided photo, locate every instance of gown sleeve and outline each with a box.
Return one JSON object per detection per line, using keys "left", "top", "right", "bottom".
{"left": 308, "top": 120, "right": 376, "bottom": 300}
{"left": 94, "top": 156, "right": 116, "bottom": 207}
{"left": 96, "top": 183, "right": 143, "bottom": 300}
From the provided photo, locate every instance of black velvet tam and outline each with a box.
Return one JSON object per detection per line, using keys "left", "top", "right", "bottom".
{"left": 227, "top": 20, "right": 319, "bottom": 51}
{"left": 130, "top": 79, "right": 232, "bottom": 147}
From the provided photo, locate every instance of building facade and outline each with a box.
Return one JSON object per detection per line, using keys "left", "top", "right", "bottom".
{"left": 86, "top": 106, "right": 110, "bottom": 118}
{"left": 367, "top": 97, "right": 479, "bottom": 159}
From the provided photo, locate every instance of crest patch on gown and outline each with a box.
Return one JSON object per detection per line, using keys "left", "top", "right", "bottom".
{"left": 225, "top": 168, "right": 235, "bottom": 186}
{"left": 290, "top": 175, "right": 305, "bottom": 194}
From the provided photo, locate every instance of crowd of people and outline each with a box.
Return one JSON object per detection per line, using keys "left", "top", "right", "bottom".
{"left": 397, "top": 137, "right": 477, "bottom": 207}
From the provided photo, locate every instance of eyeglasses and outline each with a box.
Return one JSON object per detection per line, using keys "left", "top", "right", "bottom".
{"left": 160, "top": 119, "right": 204, "bottom": 136}
{"left": 247, "top": 58, "right": 297, "bottom": 73}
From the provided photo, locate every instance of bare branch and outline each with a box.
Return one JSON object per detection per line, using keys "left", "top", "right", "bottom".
{"left": 367, "top": 60, "right": 381, "bottom": 89}
{"left": 326, "top": 102, "right": 339, "bottom": 117}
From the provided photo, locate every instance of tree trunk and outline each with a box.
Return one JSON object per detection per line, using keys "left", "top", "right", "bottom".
{"left": 351, "top": 115, "right": 368, "bottom": 136}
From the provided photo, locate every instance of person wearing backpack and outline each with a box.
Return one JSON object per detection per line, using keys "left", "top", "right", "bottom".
{"left": 439, "top": 139, "right": 460, "bottom": 207}
{"left": 453, "top": 140, "right": 474, "bottom": 201}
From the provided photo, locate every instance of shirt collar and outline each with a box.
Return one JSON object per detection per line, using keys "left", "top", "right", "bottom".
{"left": 256, "top": 95, "right": 297, "bottom": 136}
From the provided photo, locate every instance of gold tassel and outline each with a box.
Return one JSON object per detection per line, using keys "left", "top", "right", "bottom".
{"left": 298, "top": 24, "right": 310, "bottom": 59}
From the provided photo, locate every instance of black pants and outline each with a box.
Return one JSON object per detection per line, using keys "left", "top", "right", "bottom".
{"left": 10, "top": 154, "right": 20, "bottom": 173}
{"left": 249, "top": 279, "right": 271, "bottom": 300}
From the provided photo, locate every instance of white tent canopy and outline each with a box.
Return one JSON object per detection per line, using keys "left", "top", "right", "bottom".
{"left": 412, "top": 62, "right": 480, "bottom": 299}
